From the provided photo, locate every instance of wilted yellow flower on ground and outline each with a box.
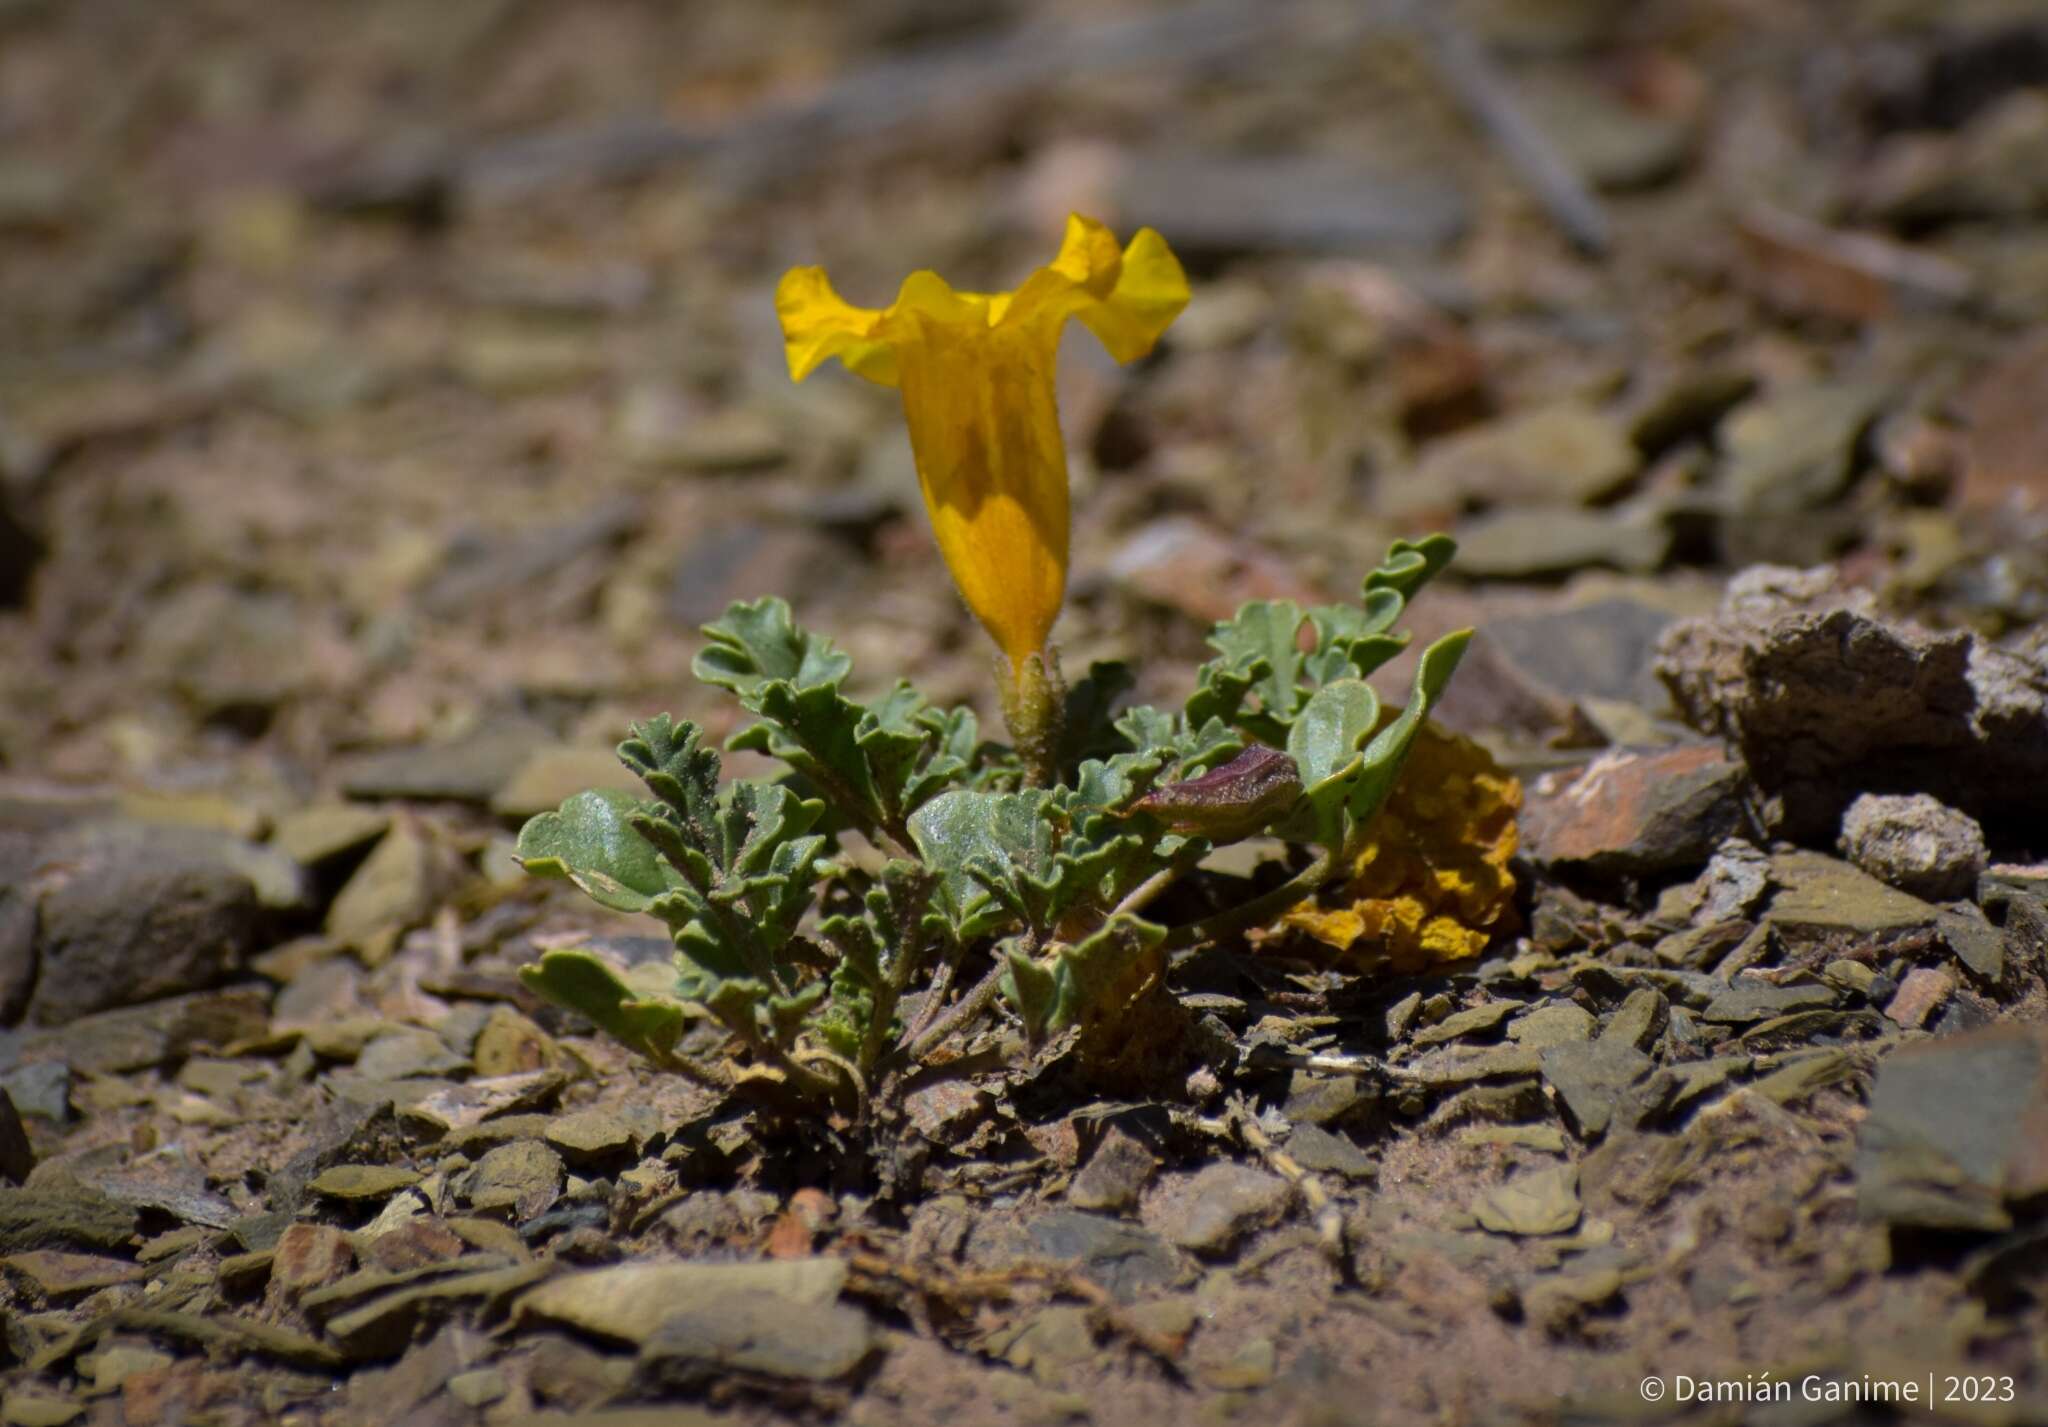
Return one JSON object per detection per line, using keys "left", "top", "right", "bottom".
{"left": 1278, "top": 717, "right": 1521, "bottom": 973}
{"left": 776, "top": 215, "right": 1189, "bottom": 698}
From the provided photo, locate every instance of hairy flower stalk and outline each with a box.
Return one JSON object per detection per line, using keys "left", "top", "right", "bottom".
{"left": 777, "top": 215, "right": 1189, "bottom": 780}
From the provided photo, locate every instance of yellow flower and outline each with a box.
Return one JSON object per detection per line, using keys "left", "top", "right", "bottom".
{"left": 776, "top": 215, "right": 1189, "bottom": 683}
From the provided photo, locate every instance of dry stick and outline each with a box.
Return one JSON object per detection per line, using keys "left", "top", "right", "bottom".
{"left": 1403, "top": 0, "right": 1610, "bottom": 255}
{"left": 446, "top": 0, "right": 1374, "bottom": 201}
{"left": 1232, "top": 1097, "right": 1347, "bottom": 1264}
{"left": 905, "top": 958, "right": 1012, "bottom": 1062}
{"left": 843, "top": 1252, "right": 1185, "bottom": 1366}
{"left": 1159, "top": 851, "right": 1332, "bottom": 952}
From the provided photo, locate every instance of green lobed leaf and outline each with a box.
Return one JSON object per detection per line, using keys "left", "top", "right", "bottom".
{"left": 1341, "top": 627, "right": 1472, "bottom": 829}
{"left": 517, "top": 948, "right": 691, "bottom": 1064}
{"left": 1363, "top": 534, "right": 1458, "bottom": 602}
{"left": 1186, "top": 600, "right": 1309, "bottom": 741}
{"left": 618, "top": 715, "right": 721, "bottom": 850}
{"left": 693, "top": 596, "right": 852, "bottom": 698}
{"left": 1001, "top": 939, "right": 1060, "bottom": 1042}
{"left": 908, "top": 789, "right": 1056, "bottom": 941}
{"left": 1049, "top": 914, "right": 1168, "bottom": 1031}
{"left": 516, "top": 788, "right": 687, "bottom": 915}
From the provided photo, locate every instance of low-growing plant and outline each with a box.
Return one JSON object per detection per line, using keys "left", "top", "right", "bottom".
{"left": 512, "top": 216, "right": 1473, "bottom": 1116}
{"left": 516, "top": 539, "right": 1468, "bottom": 1111}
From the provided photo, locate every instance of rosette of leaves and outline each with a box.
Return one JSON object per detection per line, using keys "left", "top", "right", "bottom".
{"left": 515, "top": 537, "right": 1471, "bottom": 1108}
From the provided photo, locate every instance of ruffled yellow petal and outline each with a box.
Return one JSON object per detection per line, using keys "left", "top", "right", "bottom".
{"left": 1000, "top": 215, "right": 1190, "bottom": 362}
{"left": 775, "top": 267, "right": 900, "bottom": 387}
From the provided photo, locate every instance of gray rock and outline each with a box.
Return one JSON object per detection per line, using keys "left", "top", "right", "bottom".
{"left": 16, "top": 987, "right": 271, "bottom": 1075}
{"left": 1142, "top": 1163, "right": 1294, "bottom": 1254}
{"left": 1452, "top": 505, "right": 1671, "bottom": 579}
{"left": 0, "top": 1186, "right": 135, "bottom": 1251}
{"left": 1599, "top": 989, "right": 1668, "bottom": 1052}
{"left": 1935, "top": 904, "right": 2007, "bottom": 984}
{"left": 1541, "top": 1041, "right": 1652, "bottom": 1139}
{"left": 1411, "top": 1001, "right": 1516, "bottom": 1047}
{"left": 272, "top": 804, "right": 391, "bottom": 871}
{"left": 1720, "top": 381, "right": 1884, "bottom": 519}
{"left": 338, "top": 731, "right": 550, "bottom": 805}
{"left": 1283, "top": 1071, "right": 1373, "bottom": 1126}
{"left": 1856, "top": 1024, "right": 2048, "bottom": 1232}
{"left": 1700, "top": 979, "right": 1839, "bottom": 1024}
{"left": 1283, "top": 1125, "right": 1375, "bottom": 1180}
{"left": 1068, "top": 1125, "right": 1159, "bottom": 1212}
{"left": 325, "top": 816, "right": 468, "bottom": 952}
{"left": 416, "top": 500, "right": 638, "bottom": 619}
{"left": 515, "top": 1258, "right": 849, "bottom": 1346}
{"left": 1656, "top": 566, "right": 2048, "bottom": 839}
{"left": 309, "top": 1165, "right": 423, "bottom": 1201}
{"left": 1406, "top": 400, "right": 1639, "bottom": 510}
{"left": 465, "top": 1140, "right": 563, "bottom": 1221}
{"left": 1839, "top": 793, "right": 1989, "bottom": 901}
{"left": 1507, "top": 1003, "right": 1597, "bottom": 1050}
{"left": 1517, "top": 74, "right": 1691, "bottom": 191}
{"left": 1117, "top": 148, "right": 1471, "bottom": 255}
{"left": 1472, "top": 1164, "right": 1582, "bottom": 1237}
{"left": 1482, "top": 597, "right": 1678, "bottom": 710}
{"left": 543, "top": 1106, "right": 656, "bottom": 1166}
{"left": 26, "top": 820, "right": 301, "bottom": 1025}
{"left": 356, "top": 1028, "right": 468, "bottom": 1080}
{"left": 1764, "top": 851, "right": 1941, "bottom": 949}
{"left": 639, "top": 1290, "right": 877, "bottom": 1384}
{"left": 1022, "top": 1210, "right": 1182, "bottom": 1301}
{"left": 0, "top": 1062, "right": 71, "bottom": 1123}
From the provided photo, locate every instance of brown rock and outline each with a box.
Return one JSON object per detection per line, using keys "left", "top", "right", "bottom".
{"left": 270, "top": 1223, "right": 355, "bottom": 1301}
{"left": 1655, "top": 566, "right": 2048, "bottom": 839}
{"left": 1965, "top": 333, "right": 2048, "bottom": 513}
{"left": 472, "top": 1007, "right": 565, "bottom": 1079}
{"left": 1521, "top": 743, "right": 1750, "bottom": 878}
{"left": 1884, "top": 966, "right": 1955, "bottom": 1030}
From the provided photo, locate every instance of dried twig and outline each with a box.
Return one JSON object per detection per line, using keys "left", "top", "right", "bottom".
{"left": 1230, "top": 1096, "right": 1347, "bottom": 1264}
{"left": 844, "top": 1251, "right": 1186, "bottom": 1366}
{"left": 1401, "top": 0, "right": 1611, "bottom": 254}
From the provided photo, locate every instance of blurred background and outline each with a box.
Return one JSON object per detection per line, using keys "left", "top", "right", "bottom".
{"left": 2, "top": 0, "right": 2046, "bottom": 793}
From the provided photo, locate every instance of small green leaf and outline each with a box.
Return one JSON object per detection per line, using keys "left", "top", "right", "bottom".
{"left": 1189, "top": 600, "right": 1309, "bottom": 741}
{"left": 1287, "top": 679, "right": 1383, "bottom": 789}
{"left": 1364, "top": 534, "right": 1457, "bottom": 601}
{"left": 517, "top": 788, "right": 686, "bottom": 914}
{"left": 1050, "top": 914, "right": 1168, "bottom": 1030}
{"left": 518, "top": 948, "right": 691, "bottom": 1064}
{"left": 1342, "top": 627, "right": 1472, "bottom": 828}
{"left": 1001, "top": 940, "right": 1060, "bottom": 1042}
{"left": 908, "top": 789, "right": 1055, "bottom": 940}
{"left": 694, "top": 596, "right": 852, "bottom": 697}
{"left": 618, "top": 715, "right": 721, "bottom": 847}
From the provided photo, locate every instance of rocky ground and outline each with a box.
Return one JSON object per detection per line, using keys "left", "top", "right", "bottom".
{"left": 2, "top": 0, "right": 2048, "bottom": 1424}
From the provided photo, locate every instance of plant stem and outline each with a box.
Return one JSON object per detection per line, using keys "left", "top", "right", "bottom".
{"left": 652, "top": 1048, "right": 732, "bottom": 1093}
{"left": 907, "top": 958, "right": 1011, "bottom": 1062}
{"left": 1108, "top": 841, "right": 1208, "bottom": 921}
{"left": 1159, "top": 851, "right": 1333, "bottom": 952}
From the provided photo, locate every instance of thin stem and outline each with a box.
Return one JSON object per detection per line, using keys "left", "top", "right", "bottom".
{"left": 1159, "top": 851, "right": 1333, "bottom": 952}
{"left": 651, "top": 1048, "right": 732, "bottom": 1093}
{"left": 1108, "top": 842, "right": 1208, "bottom": 921}
{"left": 907, "top": 958, "right": 1012, "bottom": 1062}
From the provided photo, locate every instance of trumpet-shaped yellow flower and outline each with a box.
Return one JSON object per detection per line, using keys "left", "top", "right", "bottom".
{"left": 776, "top": 215, "right": 1189, "bottom": 684}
